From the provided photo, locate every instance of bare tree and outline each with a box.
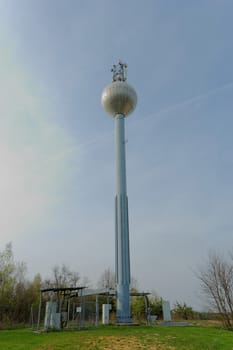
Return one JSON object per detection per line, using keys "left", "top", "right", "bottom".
{"left": 130, "top": 276, "right": 139, "bottom": 291}
{"left": 197, "top": 251, "right": 233, "bottom": 328}
{"left": 97, "top": 268, "right": 115, "bottom": 290}
{"left": 97, "top": 268, "right": 139, "bottom": 291}
{"left": 51, "top": 264, "right": 80, "bottom": 288}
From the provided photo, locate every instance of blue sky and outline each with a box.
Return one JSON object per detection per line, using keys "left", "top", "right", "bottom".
{"left": 0, "top": 0, "right": 233, "bottom": 310}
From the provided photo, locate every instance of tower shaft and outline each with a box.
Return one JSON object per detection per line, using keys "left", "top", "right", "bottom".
{"left": 115, "top": 114, "right": 131, "bottom": 323}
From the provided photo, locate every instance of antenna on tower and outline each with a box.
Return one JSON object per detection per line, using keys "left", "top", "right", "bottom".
{"left": 111, "top": 60, "right": 127, "bottom": 82}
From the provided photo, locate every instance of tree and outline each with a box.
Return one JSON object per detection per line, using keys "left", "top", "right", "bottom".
{"left": 148, "top": 292, "right": 163, "bottom": 319}
{"left": 130, "top": 276, "right": 139, "bottom": 291}
{"left": 24, "top": 274, "right": 42, "bottom": 322}
{"left": 81, "top": 276, "right": 92, "bottom": 288}
{"left": 49, "top": 263, "right": 80, "bottom": 288}
{"left": 0, "top": 243, "right": 16, "bottom": 322}
{"left": 172, "top": 302, "right": 194, "bottom": 320}
{"left": 97, "top": 268, "right": 116, "bottom": 313}
{"left": 131, "top": 294, "right": 145, "bottom": 321}
{"left": 0, "top": 243, "right": 30, "bottom": 324}
{"left": 197, "top": 251, "right": 233, "bottom": 328}
{"left": 97, "top": 268, "right": 138, "bottom": 291}
{"left": 0, "top": 243, "right": 15, "bottom": 293}
{"left": 97, "top": 268, "right": 115, "bottom": 290}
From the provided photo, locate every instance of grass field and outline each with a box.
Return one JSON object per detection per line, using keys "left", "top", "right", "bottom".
{"left": 0, "top": 325, "right": 232, "bottom": 350}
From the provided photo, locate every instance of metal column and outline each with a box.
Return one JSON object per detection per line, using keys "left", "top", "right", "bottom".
{"left": 115, "top": 113, "right": 131, "bottom": 323}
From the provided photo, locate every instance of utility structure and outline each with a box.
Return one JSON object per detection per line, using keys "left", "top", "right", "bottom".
{"left": 101, "top": 61, "right": 137, "bottom": 323}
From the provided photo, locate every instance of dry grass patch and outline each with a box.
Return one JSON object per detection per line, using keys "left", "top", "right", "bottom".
{"left": 83, "top": 335, "right": 176, "bottom": 350}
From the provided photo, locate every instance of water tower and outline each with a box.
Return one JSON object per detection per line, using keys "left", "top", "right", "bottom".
{"left": 101, "top": 61, "right": 137, "bottom": 323}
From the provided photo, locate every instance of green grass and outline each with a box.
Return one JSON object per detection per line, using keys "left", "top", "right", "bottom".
{"left": 0, "top": 325, "right": 232, "bottom": 350}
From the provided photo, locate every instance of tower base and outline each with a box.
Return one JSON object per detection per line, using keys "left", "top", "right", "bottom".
{"left": 116, "top": 316, "right": 132, "bottom": 324}
{"left": 115, "top": 322, "right": 139, "bottom": 326}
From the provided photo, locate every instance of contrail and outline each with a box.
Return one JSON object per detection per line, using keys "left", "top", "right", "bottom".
{"left": 80, "top": 81, "right": 233, "bottom": 150}
{"left": 146, "top": 81, "right": 233, "bottom": 120}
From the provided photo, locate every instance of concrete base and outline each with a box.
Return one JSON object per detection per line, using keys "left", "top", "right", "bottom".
{"left": 157, "top": 321, "right": 189, "bottom": 327}
{"left": 115, "top": 322, "right": 139, "bottom": 326}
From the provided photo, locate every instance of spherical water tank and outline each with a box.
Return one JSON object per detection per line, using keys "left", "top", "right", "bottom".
{"left": 101, "top": 81, "right": 137, "bottom": 117}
